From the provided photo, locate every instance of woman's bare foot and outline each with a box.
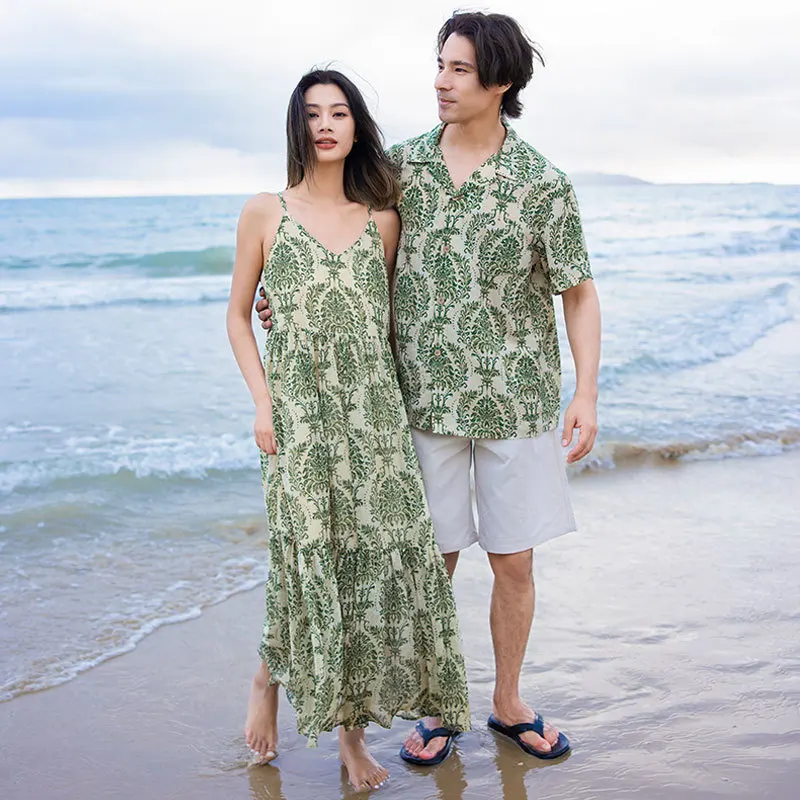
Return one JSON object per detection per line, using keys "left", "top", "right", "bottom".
{"left": 338, "top": 727, "right": 389, "bottom": 790}
{"left": 244, "top": 661, "right": 279, "bottom": 764}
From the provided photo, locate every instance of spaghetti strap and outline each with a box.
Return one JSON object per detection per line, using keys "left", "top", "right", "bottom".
{"left": 277, "top": 192, "right": 288, "bottom": 212}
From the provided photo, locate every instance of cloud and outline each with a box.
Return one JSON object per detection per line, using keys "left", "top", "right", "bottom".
{"left": 1, "top": 0, "right": 798, "bottom": 195}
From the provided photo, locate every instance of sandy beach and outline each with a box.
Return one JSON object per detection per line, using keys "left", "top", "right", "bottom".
{"left": 2, "top": 450, "right": 798, "bottom": 800}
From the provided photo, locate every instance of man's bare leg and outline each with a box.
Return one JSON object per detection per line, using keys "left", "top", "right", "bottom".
{"left": 488, "top": 549, "right": 560, "bottom": 754}
{"left": 339, "top": 727, "right": 389, "bottom": 789}
{"left": 402, "top": 550, "right": 461, "bottom": 760}
{"left": 245, "top": 660, "right": 279, "bottom": 763}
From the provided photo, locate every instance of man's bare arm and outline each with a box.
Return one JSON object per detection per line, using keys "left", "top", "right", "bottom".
{"left": 560, "top": 278, "right": 601, "bottom": 463}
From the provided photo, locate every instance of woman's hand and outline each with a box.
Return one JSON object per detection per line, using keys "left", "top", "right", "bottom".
{"left": 256, "top": 286, "right": 273, "bottom": 331}
{"left": 255, "top": 397, "right": 277, "bottom": 454}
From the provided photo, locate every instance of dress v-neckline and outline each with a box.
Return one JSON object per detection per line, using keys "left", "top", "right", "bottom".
{"left": 278, "top": 193, "right": 372, "bottom": 257}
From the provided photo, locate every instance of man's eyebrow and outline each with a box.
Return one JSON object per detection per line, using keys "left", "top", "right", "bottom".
{"left": 437, "top": 58, "right": 476, "bottom": 69}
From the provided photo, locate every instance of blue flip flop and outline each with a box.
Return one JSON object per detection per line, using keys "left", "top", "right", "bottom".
{"left": 399, "top": 720, "right": 458, "bottom": 766}
{"left": 488, "top": 713, "right": 571, "bottom": 760}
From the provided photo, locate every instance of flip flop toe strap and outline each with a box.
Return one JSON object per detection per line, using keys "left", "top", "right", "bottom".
{"left": 504, "top": 715, "right": 546, "bottom": 738}
{"left": 415, "top": 721, "right": 456, "bottom": 745}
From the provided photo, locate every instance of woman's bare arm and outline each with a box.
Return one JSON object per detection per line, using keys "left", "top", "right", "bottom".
{"left": 226, "top": 194, "right": 281, "bottom": 453}
{"left": 373, "top": 207, "right": 401, "bottom": 356}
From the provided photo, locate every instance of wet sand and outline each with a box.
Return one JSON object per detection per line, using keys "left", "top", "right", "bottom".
{"left": 2, "top": 451, "right": 799, "bottom": 800}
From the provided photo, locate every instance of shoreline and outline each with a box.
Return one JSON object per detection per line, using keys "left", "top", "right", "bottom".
{"left": 4, "top": 444, "right": 797, "bottom": 706}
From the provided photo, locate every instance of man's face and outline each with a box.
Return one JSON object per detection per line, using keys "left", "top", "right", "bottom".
{"left": 434, "top": 34, "right": 504, "bottom": 124}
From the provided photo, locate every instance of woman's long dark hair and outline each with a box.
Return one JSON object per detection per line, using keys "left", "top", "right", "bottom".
{"left": 286, "top": 69, "right": 400, "bottom": 210}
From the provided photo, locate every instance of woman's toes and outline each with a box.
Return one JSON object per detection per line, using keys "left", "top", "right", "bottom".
{"left": 370, "top": 769, "right": 388, "bottom": 788}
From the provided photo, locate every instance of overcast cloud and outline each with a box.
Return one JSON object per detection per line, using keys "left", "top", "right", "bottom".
{"left": 0, "top": 0, "right": 798, "bottom": 196}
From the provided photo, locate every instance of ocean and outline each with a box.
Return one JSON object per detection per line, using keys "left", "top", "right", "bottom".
{"left": 1, "top": 183, "right": 799, "bottom": 704}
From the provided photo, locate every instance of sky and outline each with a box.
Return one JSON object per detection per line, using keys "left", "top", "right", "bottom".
{"left": 0, "top": 0, "right": 798, "bottom": 197}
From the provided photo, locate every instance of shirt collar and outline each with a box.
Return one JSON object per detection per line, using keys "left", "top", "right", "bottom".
{"left": 407, "top": 121, "right": 520, "bottom": 180}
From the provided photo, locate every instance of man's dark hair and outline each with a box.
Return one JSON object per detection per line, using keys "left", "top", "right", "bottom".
{"left": 437, "top": 12, "right": 544, "bottom": 119}
{"left": 286, "top": 69, "right": 400, "bottom": 210}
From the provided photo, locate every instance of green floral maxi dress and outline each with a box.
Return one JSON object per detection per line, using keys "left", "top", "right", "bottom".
{"left": 258, "top": 194, "right": 471, "bottom": 745}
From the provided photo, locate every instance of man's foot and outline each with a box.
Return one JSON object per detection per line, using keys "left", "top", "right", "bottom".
{"left": 400, "top": 717, "right": 458, "bottom": 766}
{"left": 491, "top": 700, "right": 560, "bottom": 755}
{"left": 338, "top": 728, "right": 389, "bottom": 790}
{"left": 405, "top": 717, "right": 454, "bottom": 760}
{"left": 244, "top": 662, "right": 279, "bottom": 763}
{"left": 401, "top": 716, "right": 451, "bottom": 762}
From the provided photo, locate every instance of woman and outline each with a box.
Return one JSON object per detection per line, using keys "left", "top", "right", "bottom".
{"left": 226, "top": 70, "right": 470, "bottom": 791}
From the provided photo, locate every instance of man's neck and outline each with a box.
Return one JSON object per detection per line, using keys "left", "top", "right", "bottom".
{"left": 440, "top": 113, "right": 507, "bottom": 155}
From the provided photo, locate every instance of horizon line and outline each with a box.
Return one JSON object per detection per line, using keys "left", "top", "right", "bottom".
{"left": 1, "top": 178, "right": 798, "bottom": 202}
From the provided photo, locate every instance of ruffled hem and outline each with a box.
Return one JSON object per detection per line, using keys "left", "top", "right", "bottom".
{"left": 255, "top": 645, "right": 471, "bottom": 748}
{"left": 257, "top": 531, "right": 471, "bottom": 746}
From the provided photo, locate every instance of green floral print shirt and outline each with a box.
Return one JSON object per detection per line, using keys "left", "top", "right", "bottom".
{"left": 387, "top": 123, "right": 593, "bottom": 440}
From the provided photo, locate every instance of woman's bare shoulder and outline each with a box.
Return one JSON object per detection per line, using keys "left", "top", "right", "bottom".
{"left": 372, "top": 206, "right": 399, "bottom": 223}
{"left": 241, "top": 192, "right": 282, "bottom": 223}
{"left": 372, "top": 206, "right": 400, "bottom": 235}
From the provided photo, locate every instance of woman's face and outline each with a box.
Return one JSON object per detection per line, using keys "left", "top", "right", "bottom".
{"left": 304, "top": 82, "right": 357, "bottom": 163}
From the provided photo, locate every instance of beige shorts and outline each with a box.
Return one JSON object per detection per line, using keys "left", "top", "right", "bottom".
{"left": 410, "top": 427, "right": 577, "bottom": 555}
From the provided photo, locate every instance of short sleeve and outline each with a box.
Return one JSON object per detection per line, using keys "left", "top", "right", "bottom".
{"left": 542, "top": 176, "right": 593, "bottom": 295}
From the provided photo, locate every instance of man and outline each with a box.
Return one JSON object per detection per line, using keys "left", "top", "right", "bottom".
{"left": 258, "top": 11, "right": 601, "bottom": 764}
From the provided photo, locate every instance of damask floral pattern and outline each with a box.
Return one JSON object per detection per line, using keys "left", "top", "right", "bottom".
{"left": 258, "top": 194, "right": 471, "bottom": 745}
{"left": 388, "top": 124, "right": 593, "bottom": 439}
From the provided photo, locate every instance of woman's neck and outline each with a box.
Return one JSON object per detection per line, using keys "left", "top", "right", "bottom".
{"left": 294, "top": 161, "right": 349, "bottom": 206}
